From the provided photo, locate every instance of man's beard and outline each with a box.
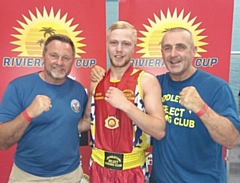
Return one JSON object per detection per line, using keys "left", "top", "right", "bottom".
{"left": 46, "top": 69, "right": 66, "bottom": 80}
{"left": 110, "top": 58, "right": 130, "bottom": 68}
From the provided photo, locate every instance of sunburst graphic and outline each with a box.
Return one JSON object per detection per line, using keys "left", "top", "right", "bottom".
{"left": 11, "top": 7, "right": 86, "bottom": 57}
{"left": 137, "top": 8, "right": 208, "bottom": 57}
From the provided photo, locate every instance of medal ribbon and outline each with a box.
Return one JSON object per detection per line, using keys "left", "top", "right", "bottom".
{"left": 103, "top": 65, "right": 133, "bottom": 116}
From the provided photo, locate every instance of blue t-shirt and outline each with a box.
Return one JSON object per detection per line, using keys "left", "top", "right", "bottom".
{"left": 150, "top": 69, "right": 240, "bottom": 183}
{"left": 0, "top": 73, "right": 88, "bottom": 177}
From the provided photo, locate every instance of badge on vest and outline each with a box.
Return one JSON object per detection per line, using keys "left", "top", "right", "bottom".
{"left": 105, "top": 116, "right": 119, "bottom": 129}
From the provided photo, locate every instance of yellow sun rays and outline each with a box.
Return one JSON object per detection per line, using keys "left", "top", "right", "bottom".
{"left": 137, "top": 8, "right": 208, "bottom": 57}
{"left": 11, "top": 7, "right": 85, "bottom": 57}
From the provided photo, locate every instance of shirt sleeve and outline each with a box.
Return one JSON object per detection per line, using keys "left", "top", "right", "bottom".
{"left": 211, "top": 83, "right": 240, "bottom": 131}
{"left": 0, "top": 82, "right": 23, "bottom": 122}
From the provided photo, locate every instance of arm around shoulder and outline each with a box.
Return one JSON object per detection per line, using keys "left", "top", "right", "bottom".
{"left": 78, "top": 81, "right": 96, "bottom": 132}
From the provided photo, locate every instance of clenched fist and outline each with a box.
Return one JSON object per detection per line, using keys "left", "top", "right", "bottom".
{"left": 25, "top": 95, "right": 52, "bottom": 118}
{"left": 105, "top": 87, "right": 128, "bottom": 110}
{"left": 179, "top": 86, "right": 205, "bottom": 113}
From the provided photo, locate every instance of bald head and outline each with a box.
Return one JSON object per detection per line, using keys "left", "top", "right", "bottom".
{"left": 161, "top": 27, "right": 194, "bottom": 48}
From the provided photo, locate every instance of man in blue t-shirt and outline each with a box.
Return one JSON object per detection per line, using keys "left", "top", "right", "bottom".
{"left": 149, "top": 27, "right": 240, "bottom": 183}
{"left": 0, "top": 34, "right": 88, "bottom": 183}
{"left": 91, "top": 27, "right": 240, "bottom": 183}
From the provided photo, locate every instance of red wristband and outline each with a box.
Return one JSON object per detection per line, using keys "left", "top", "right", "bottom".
{"left": 196, "top": 103, "right": 209, "bottom": 117}
{"left": 22, "top": 110, "right": 33, "bottom": 122}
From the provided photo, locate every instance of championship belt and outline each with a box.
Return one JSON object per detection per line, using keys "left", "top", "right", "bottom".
{"left": 105, "top": 116, "right": 119, "bottom": 129}
{"left": 92, "top": 148, "right": 145, "bottom": 170}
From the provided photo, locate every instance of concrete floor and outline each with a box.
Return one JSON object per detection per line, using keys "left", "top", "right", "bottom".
{"left": 228, "top": 137, "right": 240, "bottom": 183}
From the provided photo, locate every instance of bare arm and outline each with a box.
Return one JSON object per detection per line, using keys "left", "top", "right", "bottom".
{"left": 91, "top": 65, "right": 106, "bottom": 82}
{"left": 180, "top": 86, "right": 239, "bottom": 149}
{"left": 0, "top": 95, "right": 51, "bottom": 150}
{"left": 79, "top": 65, "right": 105, "bottom": 131}
{"left": 78, "top": 82, "right": 96, "bottom": 132}
{"left": 105, "top": 72, "right": 166, "bottom": 140}
{"left": 199, "top": 107, "right": 239, "bottom": 149}
{"left": 0, "top": 115, "right": 30, "bottom": 150}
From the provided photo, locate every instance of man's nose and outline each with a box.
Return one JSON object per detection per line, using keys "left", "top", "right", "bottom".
{"left": 56, "top": 57, "right": 64, "bottom": 65}
{"left": 170, "top": 48, "right": 177, "bottom": 57}
{"left": 116, "top": 43, "right": 123, "bottom": 51}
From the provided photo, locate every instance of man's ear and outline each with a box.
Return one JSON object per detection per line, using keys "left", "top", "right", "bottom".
{"left": 193, "top": 46, "right": 197, "bottom": 56}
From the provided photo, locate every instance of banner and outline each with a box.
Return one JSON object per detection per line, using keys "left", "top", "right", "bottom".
{"left": 0, "top": 1, "right": 106, "bottom": 182}
{"left": 119, "top": 0, "right": 233, "bottom": 82}
{"left": 119, "top": 0, "right": 234, "bottom": 174}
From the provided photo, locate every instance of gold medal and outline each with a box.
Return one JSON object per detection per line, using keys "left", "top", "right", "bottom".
{"left": 105, "top": 116, "right": 119, "bottom": 129}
